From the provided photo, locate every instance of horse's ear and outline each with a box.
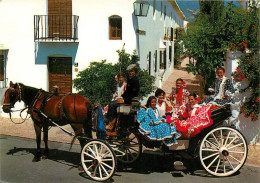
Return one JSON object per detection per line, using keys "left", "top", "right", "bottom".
{"left": 9, "top": 81, "right": 13, "bottom": 86}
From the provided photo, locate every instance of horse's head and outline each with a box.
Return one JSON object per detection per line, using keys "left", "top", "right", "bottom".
{"left": 2, "top": 81, "right": 22, "bottom": 113}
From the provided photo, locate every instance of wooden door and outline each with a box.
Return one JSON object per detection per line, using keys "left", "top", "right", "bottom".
{"left": 48, "top": 0, "right": 72, "bottom": 38}
{"left": 48, "top": 57, "right": 72, "bottom": 95}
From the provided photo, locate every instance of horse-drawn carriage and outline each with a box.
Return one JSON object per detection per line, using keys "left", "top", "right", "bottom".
{"left": 2, "top": 83, "right": 248, "bottom": 181}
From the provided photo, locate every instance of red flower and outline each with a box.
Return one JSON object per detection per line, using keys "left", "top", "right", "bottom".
{"left": 227, "top": 56, "right": 231, "bottom": 60}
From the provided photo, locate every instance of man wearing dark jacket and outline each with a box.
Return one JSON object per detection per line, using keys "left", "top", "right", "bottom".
{"left": 106, "top": 64, "right": 140, "bottom": 133}
{"left": 121, "top": 64, "right": 140, "bottom": 104}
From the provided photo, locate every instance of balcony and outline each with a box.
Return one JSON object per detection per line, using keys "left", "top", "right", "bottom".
{"left": 34, "top": 15, "right": 79, "bottom": 42}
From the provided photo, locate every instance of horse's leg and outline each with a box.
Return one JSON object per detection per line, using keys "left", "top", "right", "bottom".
{"left": 42, "top": 123, "right": 49, "bottom": 159}
{"left": 70, "top": 123, "right": 86, "bottom": 171}
{"left": 70, "top": 124, "right": 86, "bottom": 148}
{"left": 33, "top": 122, "right": 42, "bottom": 162}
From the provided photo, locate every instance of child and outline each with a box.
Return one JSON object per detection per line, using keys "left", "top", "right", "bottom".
{"left": 137, "top": 96, "right": 179, "bottom": 146}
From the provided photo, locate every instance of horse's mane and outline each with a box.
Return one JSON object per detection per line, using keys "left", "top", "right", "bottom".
{"left": 18, "top": 83, "right": 48, "bottom": 99}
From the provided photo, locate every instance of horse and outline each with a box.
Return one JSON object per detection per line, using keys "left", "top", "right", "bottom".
{"left": 2, "top": 81, "right": 93, "bottom": 162}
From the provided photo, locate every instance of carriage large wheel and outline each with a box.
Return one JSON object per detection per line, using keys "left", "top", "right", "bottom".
{"left": 199, "top": 127, "right": 248, "bottom": 177}
{"left": 81, "top": 139, "right": 117, "bottom": 181}
{"left": 116, "top": 132, "right": 142, "bottom": 164}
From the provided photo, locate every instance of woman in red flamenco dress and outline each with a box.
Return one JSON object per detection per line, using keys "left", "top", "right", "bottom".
{"left": 175, "top": 93, "right": 214, "bottom": 139}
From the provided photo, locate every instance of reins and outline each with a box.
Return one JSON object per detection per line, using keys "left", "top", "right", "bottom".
{"left": 8, "top": 87, "right": 43, "bottom": 124}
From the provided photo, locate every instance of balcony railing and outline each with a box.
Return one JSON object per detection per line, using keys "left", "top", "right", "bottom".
{"left": 34, "top": 15, "right": 79, "bottom": 41}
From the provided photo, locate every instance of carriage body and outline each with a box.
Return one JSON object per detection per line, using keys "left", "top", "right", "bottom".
{"left": 108, "top": 102, "right": 248, "bottom": 177}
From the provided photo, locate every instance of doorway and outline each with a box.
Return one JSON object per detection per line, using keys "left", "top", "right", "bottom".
{"left": 48, "top": 57, "right": 72, "bottom": 95}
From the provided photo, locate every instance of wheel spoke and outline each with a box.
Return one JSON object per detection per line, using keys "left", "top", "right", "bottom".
{"left": 202, "top": 148, "right": 219, "bottom": 152}
{"left": 220, "top": 129, "right": 223, "bottom": 145}
{"left": 224, "top": 131, "right": 231, "bottom": 146}
{"left": 99, "top": 166, "right": 102, "bottom": 179}
{"left": 129, "top": 147, "right": 139, "bottom": 153}
{"left": 215, "top": 159, "right": 221, "bottom": 173}
{"left": 101, "top": 150, "right": 111, "bottom": 158}
{"left": 99, "top": 144, "right": 104, "bottom": 155}
{"left": 229, "top": 150, "right": 245, "bottom": 154}
{"left": 101, "top": 164, "right": 109, "bottom": 176}
{"left": 205, "top": 140, "right": 219, "bottom": 149}
{"left": 87, "top": 164, "right": 94, "bottom": 171}
{"left": 102, "top": 162, "right": 113, "bottom": 170}
{"left": 83, "top": 160, "right": 93, "bottom": 163}
{"left": 228, "top": 143, "right": 244, "bottom": 150}
{"left": 84, "top": 152, "right": 95, "bottom": 159}
{"left": 211, "top": 132, "right": 220, "bottom": 146}
{"left": 92, "top": 165, "right": 98, "bottom": 177}
{"left": 128, "top": 149, "right": 135, "bottom": 159}
{"left": 226, "top": 157, "right": 235, "bottom": 170}
{"left": 88, "top": 146, "right": 97, "bottom": 157}
{"left": 226, "top": 135, "right": 239, "bottom": 148}
{"left": 207, "top": 155, "right": 219, "bottom": 169}
{"left": 223, "top": 158, "right": 226, "bottom": 174}
{"left": 202, "top": 152, "right": 219, "bottom": 161}
{"left": 102, "top": 158, "right": 113, "bottom": 162}
{"left": 229, "top": 154, "right": 241, "bottom": 163}
{"left": 94, "top": 144, "right": 99, "bottom": 156}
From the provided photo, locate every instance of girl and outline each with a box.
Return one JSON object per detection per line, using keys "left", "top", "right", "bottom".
{"left": 199, "top": 67, "right": 235, "bottom": 106}
{"left": 155, "top": 88, "right": 172, "bottom": 117}
{"left": 175, "top": 93, "right": 214, "bottom": 139}
{"left": 137, "top": 96, "right": 179, "bottom": 146}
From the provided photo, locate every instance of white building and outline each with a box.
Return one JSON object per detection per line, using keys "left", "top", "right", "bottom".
{"left": 0, "top": 0, "right": 185, "bottom": 115}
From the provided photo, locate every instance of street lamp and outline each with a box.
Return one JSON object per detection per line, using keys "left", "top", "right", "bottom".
{"left": 133, "top": 0, "right": 150, "bottom": 16}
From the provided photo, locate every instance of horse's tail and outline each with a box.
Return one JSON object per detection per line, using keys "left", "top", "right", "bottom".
{"left": 84, "top": 101, "right": 93, "bottom": 138}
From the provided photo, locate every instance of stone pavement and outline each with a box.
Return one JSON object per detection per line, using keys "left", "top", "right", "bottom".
{"left": 162, "top": 57, "right": 204, "bottom": 98}
{"left": 0, "top": 117, "right": 259, "bottom": 167}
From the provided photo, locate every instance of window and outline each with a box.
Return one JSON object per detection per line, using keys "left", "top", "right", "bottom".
{"left": 147, "top": 52, "right": 151, "bottom": 75}
{"left": 154, "top": 50, "right": 157, "bottom": 72}
{"left": 0, "top": 55, "right": 4, "bottom": 81}
{"left": 109, "top": 15, "right": 122, "bottom": 40}
{"left": 153, "top": 0, "right": 156, "bottom": 15}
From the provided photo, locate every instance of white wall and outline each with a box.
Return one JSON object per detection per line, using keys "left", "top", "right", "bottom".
{"left": 225, "top": 50, "right": 260, "bottom": 144}
{"left": 0, "top": 0, "right": 47, "bottom": 89}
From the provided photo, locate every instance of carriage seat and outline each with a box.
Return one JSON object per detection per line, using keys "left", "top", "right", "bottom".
{"left": 210, "top": 104, "right": 231, "bottom": 123}
{"left": 117, "top": 97, "right": 140, "bottom": 115}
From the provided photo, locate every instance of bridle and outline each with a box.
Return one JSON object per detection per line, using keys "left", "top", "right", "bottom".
{"left": 4, "top": 84, "right": 43, "bottom": 124}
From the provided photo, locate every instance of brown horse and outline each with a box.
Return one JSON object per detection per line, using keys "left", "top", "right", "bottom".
{"left": 2, "top": 82, "right": 93, "bottom": 162}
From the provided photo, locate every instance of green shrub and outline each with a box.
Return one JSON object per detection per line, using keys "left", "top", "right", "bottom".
{"left": 73, "top": 50, "right": 155, "bottom": 106}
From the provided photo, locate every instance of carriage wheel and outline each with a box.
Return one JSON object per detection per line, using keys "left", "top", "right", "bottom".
{"left": 199, "top": 127, "right": 248, "bottom": 177}
{"left": 116, "top": 132, "right": 142, "bottom": 164}
{"left": 81, "top": 139, "right": 116, "bottom": 181}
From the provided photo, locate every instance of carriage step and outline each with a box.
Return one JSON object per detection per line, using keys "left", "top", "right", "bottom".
{"left": 143, "top": 149, "right": 172, "bottom": 156}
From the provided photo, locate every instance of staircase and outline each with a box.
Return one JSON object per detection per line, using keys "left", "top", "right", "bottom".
{"left": 161, "top": 57, "right": 204, "bottom": 98}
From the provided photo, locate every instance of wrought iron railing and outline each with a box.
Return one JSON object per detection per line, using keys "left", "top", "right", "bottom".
{"left": 34, "top": 15, "right": 79, "bottom": 41}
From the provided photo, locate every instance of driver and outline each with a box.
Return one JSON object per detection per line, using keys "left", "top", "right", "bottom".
{"left": 106, "top": 64, "right": 140, "bottom": 133}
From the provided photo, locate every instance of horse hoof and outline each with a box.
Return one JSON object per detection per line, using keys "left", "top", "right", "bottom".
{"left": 41, "top": 155, "right": 48, "bottom": 160}
{"left": 78, "top": 165, "right": 83, "bottom": 171}
{"left": 32, "top": 157, "right": 41, "bottom": 162}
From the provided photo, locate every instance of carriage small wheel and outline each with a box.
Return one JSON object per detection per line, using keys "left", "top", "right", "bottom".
{"left": 199, "top": 127, "right": 248, "bottom": 177}
{"left": 116, "top": 132, "right": 142, "bottom": 164}
{"left": 81, "top": 139, "right": 117, "bottom": 181}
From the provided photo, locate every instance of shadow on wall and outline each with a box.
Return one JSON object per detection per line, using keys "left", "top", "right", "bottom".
{"left": 34, "top": 42, "right": 79, "bottom": 65}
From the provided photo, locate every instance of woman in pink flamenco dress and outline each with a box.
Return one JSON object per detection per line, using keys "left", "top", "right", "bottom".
{"left": 175, "top": 93, "right": 214, "bottom": 139}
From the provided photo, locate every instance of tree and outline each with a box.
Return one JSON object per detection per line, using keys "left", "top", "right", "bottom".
{"left": 183, "top": 1, "right": 252, "bottom": 93}
{"left": 73, "top": 50, "right": 155, "bottom": 106}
